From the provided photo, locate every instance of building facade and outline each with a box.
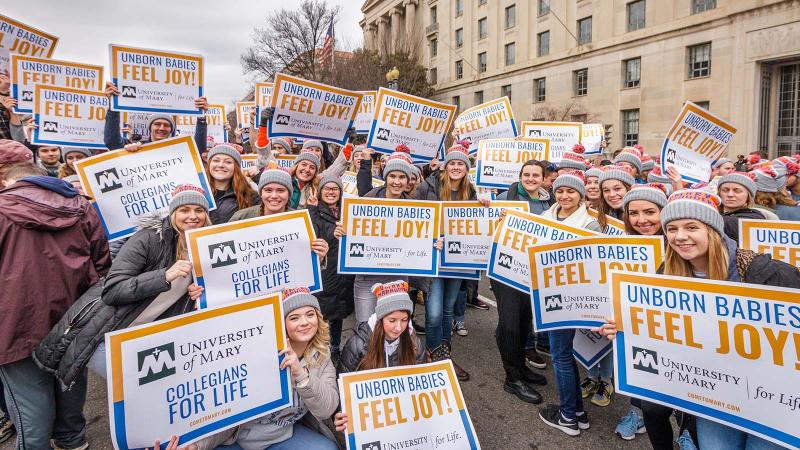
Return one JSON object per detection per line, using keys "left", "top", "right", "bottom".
{"left": 361, "top": 0, "right": 800, "bottom": 158}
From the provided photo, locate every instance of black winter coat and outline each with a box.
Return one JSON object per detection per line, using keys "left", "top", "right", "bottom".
{"left": 338, "top": 321, "right": 426, "bottom": 374}
{"left": 413, "top": 170, "right": 476, "bottom": 201}
{"left": 33, "top": 213, "right": 195, "bottom": 390}
{"left": 721, "top": 208, "right": 766, "bottom": 243}
{"left": 308, "top": 203, "right": 354, "bottom": 321}
{"left": 209, "top": 187, "right": 261, "bottom": 225}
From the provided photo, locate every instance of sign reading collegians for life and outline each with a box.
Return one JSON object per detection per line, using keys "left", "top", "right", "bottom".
{"left": 661, "top": 101, "right": 737, "bottom": 184}
{"left": 106, "top": 295, "right": 292, "bottom": 450}
{"left": 367, "top": 88, "right": 456, "bottom": 162}
{"left": 475, "top": 138, "right": 550, "bottom": 189}
{"left": 0, "top": 14, "right": 58, "bottom": 58}
{"left": 610, "top": 271, "right": 800, "bottom": 450}
{"left": 487, "top": 209, "right": 597, "bottom": 292}
{"left": 185, "top": 210, "right": 322, "bottom": 309}
{"left": 339, "top": 361, "right": 480, "bottom": 450}
{"left": 453, "top": 97, "right": 517, "bottom": 154}
{"left": 269, "top": 73, "right": 362, "bottom": 145}
{"left": 109, "top": 44, "right": 204, "bottom": 115}
{"left": 74, "top": 135, "right": 215, "bottom": 241}
{"left": 738, "top": 219, "right": 800, "bottom": 268}
{"left": 11, "top": 55, "right": 104, "bottom": 113}
{"left": 339, "top": 198, "right": 442, "bottom": 276}
{"left": 32, "top": 85, "right": 108, "bottom": 148}
{"left": 528, "top": 236, "right": 663, "bottom": 331}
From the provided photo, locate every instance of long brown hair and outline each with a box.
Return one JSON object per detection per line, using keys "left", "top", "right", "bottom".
{"left": 357, "top": 312, "right": 418, "bottom": 371}
{"left": 597, "top": 181, "right": 631, "bottom": 231}
{"left": 438, "top": 163, "right": 472, "bottom": 201}
{"left": 663, "top": 223, "right": 728, "bottom": 280}
{"left": 755, "top": 191, "right": 798, "bottom": 209}
{"left": 58, "top": 163, "right": 76, "bottom": 178}
{"left": 623, "top": 201, "right": 664, "bottom": 236}
{"left": 205, "top": 158, "right": 257, "bottom": 210}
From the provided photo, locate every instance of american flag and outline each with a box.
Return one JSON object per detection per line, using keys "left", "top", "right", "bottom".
{"left": 319, "top": 20, "right": 335, "bottom": 68}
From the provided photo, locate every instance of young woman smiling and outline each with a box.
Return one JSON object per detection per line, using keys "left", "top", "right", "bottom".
{"left": 597, "top": 165, "right": 635, "bottom": 232}
{"left": 496, "top": 160, "right": 552, "bottom": 214}
{"left": 205, "top": 144, "right": 260, "bottom": 224}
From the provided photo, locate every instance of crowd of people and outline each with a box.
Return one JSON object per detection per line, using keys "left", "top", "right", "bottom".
{"left": 1, "top": 68, "right": 800, "bottom": 450}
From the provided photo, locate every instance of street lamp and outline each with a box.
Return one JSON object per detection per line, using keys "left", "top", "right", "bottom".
{"left": 386, "top": 67, "right": 400, "bottom": 90}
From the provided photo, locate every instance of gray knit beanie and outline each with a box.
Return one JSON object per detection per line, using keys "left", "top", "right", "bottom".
{"left": 271, "top": 138, "right": 292, "bottom": 154}
{"left": 585, "top": 167, "right": 603, "bottom": 179}
{"left": 559, "top": 144, "right": 587, "bottom": 171}
{"left": 713, "top": 157, "right": 732, "bottom": 169}
{"left": 281, "top": 287, "right": 320, "bottom": 317}
{"left": 258, "top": 168, "right": 293, "bottom": 193}
{"left": 718, "top": 172, "right": 756, "bottom": 198}
{"left": 294, "top": 149, "right": 321, "bottom": 170}
{"left": 444, "top": 144, "right": 471, "bottom": 167}
{"left": 641, "top": 154, "right": 655, "bottom": 171}
{"left": 623, "top": 183, "right": 668, "bottom": 210}
{"left": 752, "top": 168, "right": 780, "bottom": 193}
{"left": 169, "top": 184, "right": 209, "bottom": 214}
{"left": 207, "top": 144, "right": 242, "bottom": 166}
{"left": 62, "top": 147, "right": 93, "bottom": 159}
{"left": 552, "top": 170, "right": 586, "bottom": 198}
{"left": 372, "top": 281, "right": 413, "bottom": 320}
{"left": 147, "top": 114, "right": 176, "bottom": 136}
{"left": 383, "top": 153, "right": 414, "bottom": 179}
{"left": 661, "top": 189, "right": 724, "bottom": 237}
{"left": 599, "top": 165, "right": 635, "bottom": 188}
{"left": 319, "top": 174, "right": 343, "bottom": 192}
{"left": 613, "top": 149, "right": 643, "bottom": 174}
{"left": 647, "top": 166, "right": 672, "bottom": 185}
{"left": 302, "top": 139, "right": 323, "bottom": 151}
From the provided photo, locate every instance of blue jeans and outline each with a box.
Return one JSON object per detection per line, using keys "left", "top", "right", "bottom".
{"left": 525, "top": 331, "right": 550, "bottom": 351}
{"left": 549, "top": 329, "right": 583, "bottom": 420}
{"left": 425, "top": 278, "right": 463, "bottom": 349}
{"left": 588, "top": 352, "right": 613, "bottom": 381}
{"left": 0, "top": 357, "right": 88, "bottom": 450}
{"left": 0, "top": 378, "right": 7, "bottom": 416}
{"left": 453, "top": 288, "right": 467, "bottom": 324}
{"left": 217, "top": 423, "right": 338, "bottom": 450}
{"left": 696, "top": 418, "right": 783, "bottom": 450}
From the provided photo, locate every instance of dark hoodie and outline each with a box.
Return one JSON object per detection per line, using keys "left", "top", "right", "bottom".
{"left": 721, "top": 208, "right": 766, "bottom": 243}
{"left": 0, "top": 178, "right": 110, "bottom": 365}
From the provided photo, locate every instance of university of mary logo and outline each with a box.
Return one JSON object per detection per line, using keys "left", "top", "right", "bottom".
{"left": 543, "top": 294, "right": 563, "bottom": 312}
{"left": 482, "top": 166, "right": 495, "bottom": 176}
{"left": 42, "top": 121, "right": 59, "bottom": 132}
{"left": 497, "top": 252, "right": 514, "bottom": 269}
{"left": 208, "top": 240, "right": 237, "bottom": 268}
{"left": 361, "top": 442, "right": 380, "bottom": 450}
{"left": 376, "top": 128, "right": 391, "bottom": 141}
{"left": 349, "top": 243, "right": 365, "bottom": 257}
{"left": 137, "top": 343, "right": 176, "bottom": 385}
{"left": 631, "top": 347, "right": 659, "bottom": 374}
{"left": 21, "top": 91, "right": 33, "bottom": 102}
{"left": 95, "top": 168, "right": 122, "bottom": 193}
{"left": 447, "top": 241, "right": 462, "bottom": 254}
{"left": 275, "top": 114, "right": 291, "bottom": 125}
{"left": 121, "top": 85, "right": 137, "bottom": 98}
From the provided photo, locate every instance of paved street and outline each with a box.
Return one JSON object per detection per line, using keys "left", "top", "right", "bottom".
{"left": 1, "top": 279, "right": 659, "bottom": 450}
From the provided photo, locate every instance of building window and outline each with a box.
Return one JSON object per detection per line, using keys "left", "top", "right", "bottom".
{"left": 429, "top": 68, "right": 437, "bottom": 84}
{"left": 478, "top": 17, "right": 487, "bottom": 39}
{"left": 692, "top": 0, "right": 716, "bottom": 14}
{"left": 623, "top": 57, "right": 641, "bottom": 88}
{"left": 687, "top": 43, "right": 711, "bottom": 78}
{"left": 474, "top": 91, "right": 484, "bottom": 105}
{"left": 431, "top": 6, "right": 437, "bottom": 23}
{"left": 622, "top": 109, "right": 640, "bottom": 147}
{"left": 505, "top": 42, "right": 515, "bottom": 66}
{"left": 534, "top": 78, "right": 546, "bottom": 102}
{"left": 537, "top": 31, "right": 550, "bottom": 57}
{"left": 776, "top": 63, "right": 800, "bottom": 156}
{"left": 505, "top": 5, "right": 516, "bottom": 29}
{"left": 573, "top": 69, "right": 588, "bottom": 96}
{"left": 430, "top": 39, "right": 438, "bottom": 57}
{"left": 501, "top": 84, "right": 512, "bottom": 100}
{"left": 694, "top": 101, "right": 710, "bottom": 110}
{"left": 627, "top": 1, "right": 646, "bottom": 32}
{"left": 478, "top": 52, "right": 487, "bottom": 73}
{"left": 578, "top": 17, "right": 592, "bottom": 44}
{"left": 455, "top": 28, "right": 463, "bottom": 48}
{"left": 538, "top": 0, "right": 550, "bottom": 16}
{"left": 455, "top": 60, "right": 463, "bottom": 79}
{"left": 453, "top": 95, "right": 461, "bottom": 111}
{"left": 455, "top": 0, "right": 463, "bottom": 17}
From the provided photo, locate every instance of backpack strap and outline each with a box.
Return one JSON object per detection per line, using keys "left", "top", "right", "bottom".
{"left": 735, "top": 248, "right": 757, "bottom": 282}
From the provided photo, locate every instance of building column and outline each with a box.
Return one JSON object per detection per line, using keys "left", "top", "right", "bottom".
{"left": 404, "top": 0, "right": 418, "bottom": 56}
{"left": 376, "top": 16, "right": 389, "bottom": 55}
{"left": 390, "top": 7, "right": 404, "bottom": 54}
{"left": 364, "top": 23, "right": 377, "bottom": 51}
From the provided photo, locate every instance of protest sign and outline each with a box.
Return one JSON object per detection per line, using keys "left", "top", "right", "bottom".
{"left": 269, "top": 73, "right": 362, "bottom": 145}
{"left": 339, "top": 198, "right": 441, "bottom": 276}
{"left": 475, "top": 138, "right": 550, "bottom": 189}
{"left": 236, "top": 101, "right": 256, "bottom": 129}
{"left": 109, "top": 44, "right": 204, "bottom": 114}
{"left": 353, "top": 90, "right": 376, "bottom": 134}
{"left": 74, "top": 135, "right": 215, "bottom": 241}
{"left": 339, "top": 361, "right": 480, "bottom": 450}
{"left": 175, "top": 104, "right": 227, "bottom": 143}
{"left": 240, "top": 155, "right": 258, "bottom": 171}
{"left": 441, "top": 201, "right": 529, "bottom": 269}
{"left": 454, "top": 97, "right": 517, "bottom": 154}
{"left": 487, "top": 210, "right": 597, "bottom": 292}
{"left": 122, "top": 111, "right": 151, "bottom": 141}
{"left": 106, "top": 295, "right": 291, "bottom": 450}
{"left": 661, "top": 101, "right": 737, "bottom": 184}
{"left": 254, "top": 82, "right": 274, "bottom": 129}
{"left": 367, "top": 88, "right": 456, "bottom": 161}
{"left": 611, "top": 271, "right": 800, "bottom": 449}
{"left": 528, "top": 236, "right": 663, "bottom": 330}
{"left": 438, "top": 267, "right": 482, "bottom": 280}
{"left": 11, "top": 55, "right": 103, "bottom": 113}
{"left": 581, "top": 123, "right": 605, "bottom": 155}
{"left": 587, "top": 208, "right": 626, "bottom": 236}
{"left": 0, "top": 14, "right": 58, "bottom": 57}
{"left": 186, "top": 210, "right": 322, "bottom": 309}
{"left": 341, "top": 171, "right": 384, "bottom": 198}
{"left": 520, "top": 121, "right": 582, "bottom": 164}
{"left": 739, "top": 219, "right": 800, "bottom": 268}
{"left": 32, "top": 85, "right": 108, "bottom": 148}
{"left": 573, "top": 329, "right": 613, "bottom": 370}
{"left": 0, "top": 48, "right": 9, "bottom": 77}
{"left": 275, "top": 154, "right": 298, "bottom": 169}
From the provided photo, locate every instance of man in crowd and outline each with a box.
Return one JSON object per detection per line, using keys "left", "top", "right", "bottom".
{"left": 0, "top": 139, "right": 111, "bottom": 450}
{"left": 36, "top": 145, "right": 62, "bottom": 177}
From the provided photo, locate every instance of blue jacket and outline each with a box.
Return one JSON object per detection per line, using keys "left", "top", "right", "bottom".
{"left": 776, "top": 204, "right": 800, "bottom": 221}
{"left": 103, "top": 110, "right": 207, "bottom": 151}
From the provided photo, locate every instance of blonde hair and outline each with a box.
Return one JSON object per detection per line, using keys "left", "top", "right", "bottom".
{"left": 664, "top": 223, "right": 728, "bottom": 280}
{"left": 170, "top": 210, "right": 212, "bottom": 260}
{"left": 302, "top": 309, "right": 331, "bottom": 368}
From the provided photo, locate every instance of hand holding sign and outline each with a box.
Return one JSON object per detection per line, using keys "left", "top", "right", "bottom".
{"left": 165, "top": 260, "right": 192, "bottom": 283}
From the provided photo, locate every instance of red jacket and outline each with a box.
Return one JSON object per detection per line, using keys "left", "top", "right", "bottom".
{"left": 0, "top": 179, "right": 110, "bottom": 365}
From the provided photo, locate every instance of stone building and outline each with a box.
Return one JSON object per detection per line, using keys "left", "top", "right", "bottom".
{"left": 361, "top": 0, "right": 800, "bottom": 158}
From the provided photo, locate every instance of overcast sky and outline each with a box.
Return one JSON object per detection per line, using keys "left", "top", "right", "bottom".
{"left": 5, "top": 0, "right": 363, "bottom": 108}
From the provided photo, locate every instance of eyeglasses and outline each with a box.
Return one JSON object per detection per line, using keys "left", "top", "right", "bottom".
{"left": 321, "top": 186, "right": 341, "bottom": 193}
